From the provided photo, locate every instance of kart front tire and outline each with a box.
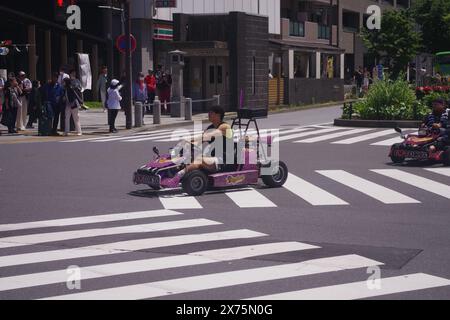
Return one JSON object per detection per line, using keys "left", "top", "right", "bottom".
{"left": 262, "top": 161, "right": 289, "bottom": 188}
{"left": 182, "top": 170, "right": 208, "bottom": 196}
{"left": 443, "top": 147, "right": 450, "bottom": 167}
{"left": 390, "top": 144, "right": 405, "bottom": 164}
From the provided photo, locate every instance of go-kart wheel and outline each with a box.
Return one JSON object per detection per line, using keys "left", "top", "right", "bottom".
{"left": 182, "top": 170, "right": 209, "bottom": 196}
{"left": 262, "top": 161, "right": 289, "bottom": 188}
{"left": 149, "top": 185, "right": 161, "bottom": 191}
{"left": 390, "top": 144, "right": 405, "bottom": 164}
{"left": 443, "top": 147, "right": 450, "bottom": 167}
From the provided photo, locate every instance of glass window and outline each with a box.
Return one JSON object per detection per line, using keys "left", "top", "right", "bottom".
{"left": 209, "top": 66, "right": 215, "bottom": 84}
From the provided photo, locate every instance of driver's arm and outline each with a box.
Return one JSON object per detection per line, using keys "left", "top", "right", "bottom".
{"left": 202, "top": 124, "right": 231, "bottom": 143}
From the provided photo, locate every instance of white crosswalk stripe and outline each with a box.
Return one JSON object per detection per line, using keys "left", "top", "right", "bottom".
{"left": 159, "top": 195, "right": 204, "bottom": 210}
{"left": 0, "top": 242, "right": 318, "bottom": 292}
{"left": 283, "top": 173, "right": 349, "bottom": 206}
{"left": 425, "top": 168, "right": 450, "bottom": 178}
{"left": 295, "top": 129, "right": 373, "bottom": 144}
{"left": 247, "top": 273, "right": 450, "bottom": 300}
{"left": 275, "top": 127, "right": 344, "bottom": 143}
{"left": 0, "top": 229, "right": 267, "bottom": 268}
{"left": 332, "top": 129, "right": 396, "bottom": 145}
{"left": 225, "top": 189, "right": 277, "bottom": 208}
{"left": 371, "top": 131, "right": 417, "bottom": 146}
{"left": 0, "top": 208, "right": 448, "bottom": 300}
{"left": 317, "top": 170, "right": 420, "bottom": 204}
{"left": 0, "top": 219, "right": 221, "bottom": 249}
{"left": 0, "top": 209, "right": 182, "bottom": 232}
{"left": 372, "top": 169, "right": 450, "bottom": 199}
{"left": 41, "top": 255, "right": 383, "bottom": 300}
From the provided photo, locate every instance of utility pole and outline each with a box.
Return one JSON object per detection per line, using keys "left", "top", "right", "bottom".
{"left": 124, "top": 0, "right": 133, "bottom": 129}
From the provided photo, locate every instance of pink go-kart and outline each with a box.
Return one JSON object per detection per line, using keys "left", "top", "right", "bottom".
{"left": 133, "top": 109, "right": 288, "bottom": 196}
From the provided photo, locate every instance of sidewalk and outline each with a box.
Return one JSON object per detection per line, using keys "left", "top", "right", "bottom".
{"left": 0, "top": 109, "right": 215, "bottom": 138}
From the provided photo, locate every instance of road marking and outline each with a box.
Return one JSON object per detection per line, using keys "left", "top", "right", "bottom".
{"left": 128, "top": 131, "right": 202, "bottom": 143}
{"left": 0, "top": 219, "right": 221, "bottom": 249}
{"left": 332, "top": 129, "right": 396, "bottom": 145}
{"left": 0, "top": 210, "right": 182, "bottom": 232}
{"left": 41, "top": 254, "right": 382, "bottom": 300}
{"left": 425, "top": 168, "right": 450, "bottom": 178}
{"left": 295, "top": 129, "right": 373, "bottom": 144}
{"left": 0, "top": 242, "right": 318, "bottom": 292}
{"left": 247, "top": 273, "right": 450, "bottom": 300}
{"left": 96, "top": 130, "right": 191, "bottom": 143}
{"left": 159, "top": 195, "right": 203, "bottom": 210}
{"left": 371, "top": 131, "right": 416, "bottom": 146}
{"left": 276, "top": 128, "right": 346, "bottom": 143}
{"left": 317, "top": 170, "right": 420, "bottom": 204}
{"left": 283, "top": 173, "right": 348, "bottom": 206}
{"left": 372, "top": 169, "right": 450, "bottom": 199}
{"left": 60, "top": 130, "right": 174, "bottom": 143}
{"left": 225, "top": 189, "right": 277, "bottom": 208}
{"left": 0, "top": 229, "right": 266, "bottom": 268}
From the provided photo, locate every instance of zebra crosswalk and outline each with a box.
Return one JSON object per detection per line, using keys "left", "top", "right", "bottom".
{"left": 0, "top": 209, "right": 448, "bottom": 300}
{"left": 145, "top": 169, "right": 450, "bottom": 210}
{"left": 60, "top": 125, "right": 417, "bottom": 147}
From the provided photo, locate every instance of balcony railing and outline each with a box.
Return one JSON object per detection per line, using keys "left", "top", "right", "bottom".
{"left": 289, "top": 21, "right": 305, "bottom": 37}
{"left": 318, "top": 25, "right": 330, "bottom": 40}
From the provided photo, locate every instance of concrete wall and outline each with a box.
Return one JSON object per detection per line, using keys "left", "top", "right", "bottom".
{"left": 287, "top": 78, "right": 344, "bottom": 105}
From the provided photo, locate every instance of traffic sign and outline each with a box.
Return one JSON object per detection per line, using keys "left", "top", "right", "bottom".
{"left": 0, "top": 47, "right": 9, "bottom": 56}
{"left": 116, "top": 34, "right": 137, "bottom": 54}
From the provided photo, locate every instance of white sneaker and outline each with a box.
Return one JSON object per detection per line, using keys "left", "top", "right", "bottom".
{"left": 76, "top": 133, "right": 83, "bottom": 136}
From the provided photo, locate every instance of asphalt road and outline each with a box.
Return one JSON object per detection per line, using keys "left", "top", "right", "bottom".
{"left": 0, "top": 105, "right": 449, "bottom": 300}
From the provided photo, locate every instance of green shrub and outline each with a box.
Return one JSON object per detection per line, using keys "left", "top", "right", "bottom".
{"left": 352, "top": 78, "right": 426, "bottom": 120}
{"left": 84, "top": 101, "right": 104, "bottom": 109}
{"left": 421, "top": 92, "right": 450, "bottom": 108}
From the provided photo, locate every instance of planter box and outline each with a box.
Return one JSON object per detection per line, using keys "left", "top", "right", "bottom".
{"left": 334, "top": 118, "right": 421, "bottom": 128}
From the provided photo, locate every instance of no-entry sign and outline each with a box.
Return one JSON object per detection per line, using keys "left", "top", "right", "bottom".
{"left": 116, "top": 34, "right": 137, "bottom": 54}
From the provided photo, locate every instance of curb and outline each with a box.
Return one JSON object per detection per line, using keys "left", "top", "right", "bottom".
{"left": 268, "top": 101, "right": 346, "bottom": 115}
{"left": 334, "top": 118, "right": 422, "bottom": 128}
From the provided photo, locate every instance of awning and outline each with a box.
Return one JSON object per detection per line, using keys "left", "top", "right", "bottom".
{"left": 269, "top": 38, "right": 345, "bottom": 54}
{"left": 169, "top": 41, "right": 229, "bottom": 57}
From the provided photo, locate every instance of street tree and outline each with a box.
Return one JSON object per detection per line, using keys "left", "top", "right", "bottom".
{"left": 361, "top": 10, "right": 421, "bottom": 79}
{"left": 411, "top": 0, "right": 450, "bottom": 53}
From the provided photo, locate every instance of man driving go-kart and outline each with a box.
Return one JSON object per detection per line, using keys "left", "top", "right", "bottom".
{"left": 162, "top": 106, "right": 233, "bottom": 188}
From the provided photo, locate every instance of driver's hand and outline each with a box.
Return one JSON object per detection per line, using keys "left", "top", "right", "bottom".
{"left": 433, "top": 123, "right": 442, "bottom": 129}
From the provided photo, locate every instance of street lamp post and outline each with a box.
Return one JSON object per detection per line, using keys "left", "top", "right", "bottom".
{"left": 124, "top": 0, "right": 133, "bottom": 130}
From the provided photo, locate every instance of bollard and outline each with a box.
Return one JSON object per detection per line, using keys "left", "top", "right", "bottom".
{"left": 153, "top": 98, "right": 161, "bottom": 125}
{"left": 213, "top": 94, "right": 220, "bottom": 107}
{"left": 135, "top": 102, "right": 143, "bottom": 128}
{"left": 185, "top": 98, "right": 193, "bottom": 121}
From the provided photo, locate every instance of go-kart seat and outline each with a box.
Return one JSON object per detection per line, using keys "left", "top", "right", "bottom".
{"left": 220, "top": 142, "right": 240, "bottom": 173}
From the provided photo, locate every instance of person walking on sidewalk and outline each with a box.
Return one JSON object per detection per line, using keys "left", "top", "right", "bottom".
{"left": 62, "top": 77, "right": 82, "bottom": 136}
{"left": 133, "top": 72, "right": 148, "bottom": 124}
{"left": 97, "top": 66, "right": 108, "bottom": 113}
{"left": 107, "top": 79, "right": 122, "bottom": 134}
{"left": 16, "top": 71, "right": 32, "bottom": 131}
{"left": 145, "top": 70, "right": 156, "bottom": 114}
{"left": 2, "top": 77, "right": 21, "bottom": 134}
{"left": 26, "top": 80, "right": 42, "bottom": 129}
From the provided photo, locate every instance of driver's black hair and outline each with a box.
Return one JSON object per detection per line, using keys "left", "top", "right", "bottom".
{"left": 209, "top": 106, "right": 225, "bottom": 121}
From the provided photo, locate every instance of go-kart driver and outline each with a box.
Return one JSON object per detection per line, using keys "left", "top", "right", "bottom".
{"left": 420, "top": 98, "right": 449, "bottom": 152}
{"left": 162, "top": 106, "right": 233, "bottom": 188}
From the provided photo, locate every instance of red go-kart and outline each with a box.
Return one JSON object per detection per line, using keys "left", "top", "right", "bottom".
{"left": 389, "top": 127, "right": 450, "bottom": 166}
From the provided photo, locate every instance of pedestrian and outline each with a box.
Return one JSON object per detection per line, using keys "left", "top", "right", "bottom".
{"left": 16, "top": 71, "right": 32, "bottom": 131}
{"left": 353, "top": 66, "right": 363, "bottom": 96}
{"left": 158, "top": 71, "right": 172, "bottom": 114}
{"left": 1, "top": 77, "right": 21, "bottom": 134}
{"left": 62, "top": 77, "right": 82, "bottom": 136}
{"left": 107, "top": 79, "right": 122, "bottom": 133}
{"left": 97, "top": 66, "right": 109, "bottom": 112}
{"left": 57, "top": 66, "right": 69, "bottom": 86}
{"left": 133, "top": 72, "right": 148, "bottom": 123}
{"left": 26, "top": 80, "right": 42, "bottom": 129}
{"left": 363, "top": 68, "right": 371, "bottom": 95}
{"left": 0, "top": 73, "right": 5, "bottom": 111}
{"left": 145, "top": 70, "right": 156, "bottom": 114}
{"left": 45, "top": 72, "right": 64, "bottom": 136}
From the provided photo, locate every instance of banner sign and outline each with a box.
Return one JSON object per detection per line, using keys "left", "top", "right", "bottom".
{"left": 77, "top": 53, "right": 92, "bottom": 92}
{"left": 154, "top": 24, "right": 173, "bottom": 41}
{"left": 155, "top": 0, "right": 177, "bottom": 8}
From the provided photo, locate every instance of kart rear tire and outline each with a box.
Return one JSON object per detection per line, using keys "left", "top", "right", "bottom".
{"left": 182, "top": 170, "right": 208, "bottom": 196}
{"left": 390, "top": 144, "right": 405, "bottom": 164}
{"left": 443, "top": 147, "right": 450, "bottom": 167}
{"left": 262, "top": 161, "right": 289, "bottom": 188}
